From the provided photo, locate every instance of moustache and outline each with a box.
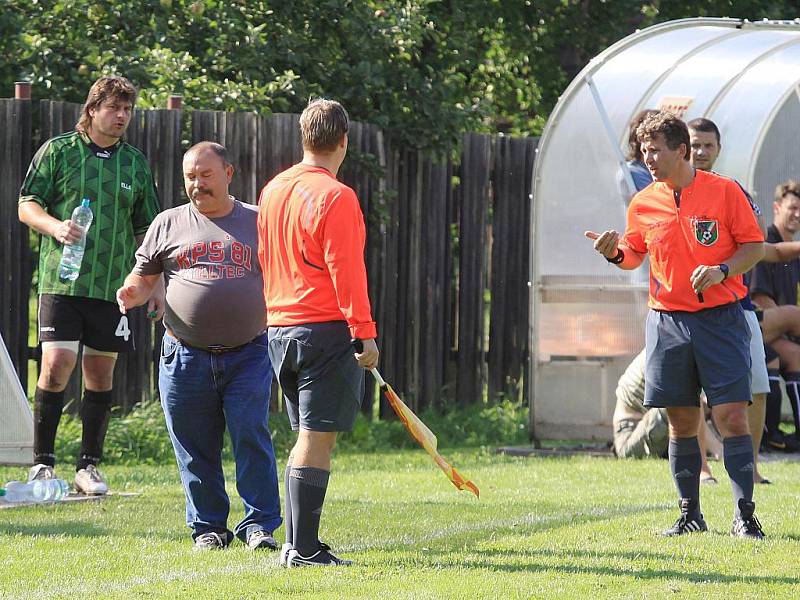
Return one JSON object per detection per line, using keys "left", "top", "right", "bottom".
{"left": 192, "top": 188, "right": 212, "bottom": 198}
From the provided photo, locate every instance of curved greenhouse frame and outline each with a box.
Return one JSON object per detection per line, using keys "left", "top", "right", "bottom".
{"left": 529, "top": 17, "right": 800, "bottom": 439}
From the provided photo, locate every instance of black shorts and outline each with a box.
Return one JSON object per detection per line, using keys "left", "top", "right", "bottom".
{"left": 267, "top": 321, "right": 364, "bottom": 432}
{"left": 38, "top": 294, "right": 135, "bottom": 353}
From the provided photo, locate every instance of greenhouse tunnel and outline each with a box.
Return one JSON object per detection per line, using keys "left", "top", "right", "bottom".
{"left": 529, "top": 17, "right": 800, "bottom": 440}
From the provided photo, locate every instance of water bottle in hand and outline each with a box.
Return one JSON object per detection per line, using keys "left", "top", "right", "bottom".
{"left": 58, "top": 198, "right": 94, "bottom": 282}
{"left": 0, "top": 479, "right": 70, "bottom": 503}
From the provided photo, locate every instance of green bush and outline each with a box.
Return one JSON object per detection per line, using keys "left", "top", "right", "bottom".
{"left": 53, "top": 397, "right": 529, "bottom": 466}
{"left": 55, "top": 401, "right": 174, "bottom": 466}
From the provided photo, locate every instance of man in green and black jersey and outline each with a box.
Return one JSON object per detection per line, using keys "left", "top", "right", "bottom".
{"left": 18, "top": 76, "right": 161, "bottom": 494}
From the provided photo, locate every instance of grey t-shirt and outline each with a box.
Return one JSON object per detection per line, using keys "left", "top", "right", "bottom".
{"left": 134, "top": 199, "right": 266, "bottom": 348}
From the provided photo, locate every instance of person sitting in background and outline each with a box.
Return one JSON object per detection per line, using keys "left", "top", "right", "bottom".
{"left": 617, "top": 109, "right": 658, "bottom": 203}
{"left": 750, "top": 180, "right": 800, "bottom": 453}
{"left": 613, "top": 350, "right": 722, "bottom": 482}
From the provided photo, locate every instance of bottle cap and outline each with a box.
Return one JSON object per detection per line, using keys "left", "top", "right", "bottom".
{"left": 0, "top": 489, "right": 5, "bottom": 497}
{"left": 81, "top": 198, "right": 91, "bottom": 207}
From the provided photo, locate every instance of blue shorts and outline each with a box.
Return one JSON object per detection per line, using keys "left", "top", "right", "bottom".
{"left": 644, "top": 303, "right": 752, "bottom": 408}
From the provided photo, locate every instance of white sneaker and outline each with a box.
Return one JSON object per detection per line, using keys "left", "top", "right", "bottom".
{"left": 279, "top": 542, "right": 293, "bottom": 567}
{"left": 74, "top": 464, "right": 108, "bottom": 495}
{"left": 28, "top": 464, "right": 55, "bottom": 482}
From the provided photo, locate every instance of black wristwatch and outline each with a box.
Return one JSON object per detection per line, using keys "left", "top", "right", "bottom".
{"left": 718, "top": 263, "right": 729, "bottom": 281}
{"left": 606, "top": 249, "right": 625, "bottom": 265}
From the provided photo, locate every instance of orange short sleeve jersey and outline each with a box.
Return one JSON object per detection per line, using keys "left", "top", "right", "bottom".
{"left": 622, "top": 169, "right": 764, "bottom": 312}
{"left": 256, "top": 164, "right": 377, "bottom": 339}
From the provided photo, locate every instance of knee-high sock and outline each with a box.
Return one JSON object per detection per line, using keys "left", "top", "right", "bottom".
{"left": 723, "top": 434, "right": 755, "bottom": 518}
{"left": 284, "top": 458, "right": 293, "bottom": 547}
{"left": 289, "top": 466, "right": 330, "bottom": 556}
{"left": 78, "top": 390, "right": 112, "bottom": 470}
{"left": 669, "top": 436, "right": 702, "bottom": 516}
{"left": 33, "top": 387, "right": 64, "bottom": 467}
{"left": 783, "top": 371, "right": 800, "bottom": 435}
{"left": 764, "top": 369, "right": 782, "bottom": 435}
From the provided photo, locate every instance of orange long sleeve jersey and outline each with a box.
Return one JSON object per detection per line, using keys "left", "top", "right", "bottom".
{"left": 256, "top": 164, "right": 377, "bottom": 339}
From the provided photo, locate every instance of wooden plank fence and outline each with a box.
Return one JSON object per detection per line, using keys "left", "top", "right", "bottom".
{"left": 0, "top": 99, "right": 33, "bottom": 393}
{"left": 0, "top": 97, "right": 537, "bottom": 418}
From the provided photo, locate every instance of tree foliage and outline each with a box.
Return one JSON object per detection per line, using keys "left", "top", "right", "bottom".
{"left": 3, "top": 1, "right": 799, "bottom": 150}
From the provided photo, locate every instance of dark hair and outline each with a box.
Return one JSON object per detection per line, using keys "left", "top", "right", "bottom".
{"left": 76, "top": 76, "right": 137, "bottom": 133}
{"left": 636, "top": 111, "right": 690, "bottom": 160}
{"left": 626, "top": 109, "right": 658, "bottom": 161}
{"left": 687, "top": 117, "right": 721, "bottom": 144}
{"left": 775, "top": 179, "right": 800, "bottom": 203}
{"left": 299, "top": 98, "right": 349, "bottom": 153}
{"left": 184, "top": 141, "right": 230, "bottom": 166}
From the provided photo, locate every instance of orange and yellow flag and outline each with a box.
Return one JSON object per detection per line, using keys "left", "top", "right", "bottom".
{"left": 382, "top": 383, "right": 480, "bottom": 498}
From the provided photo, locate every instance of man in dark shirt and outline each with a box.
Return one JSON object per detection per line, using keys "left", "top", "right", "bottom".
{"left": 749, "top": 180, "right": 800, "bottom": 450}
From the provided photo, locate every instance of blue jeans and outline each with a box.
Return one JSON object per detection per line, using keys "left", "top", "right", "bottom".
{"left": 159, "top": 331, "right": 282, "bottom": 541}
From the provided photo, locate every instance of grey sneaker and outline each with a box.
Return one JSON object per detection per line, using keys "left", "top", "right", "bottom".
{"left": 74, "top": 464, "right": 108, "bottom": 495}
{"left": 194, "top": 532, "right": 229, "bottom": 550}
{"left": 287, "top": 542, "right": 353, "bottom": 567}
{"left": 279, "top": 542, "right": 293, "bottom": 567}
{"left": 28, "top": 464, "right": 56, "bottom": 482}
{"left": 246, "top": 529, "right": 278, "bottom": 551}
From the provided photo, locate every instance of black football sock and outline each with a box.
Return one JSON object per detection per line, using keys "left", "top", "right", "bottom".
{"left": 33, "top": 387, "right": 64, "bottom": 467}
{"left": 783, "top": 371, "right": 800, "bottom": 435}
{"left": 77, "top": 390, "right": 112, "bottom": 470}
{"left": 289, "top": 466, "right": 330, "bottom": 557}
{"left": 764, "top": 369, "right": 782, "bottom": 437}
{"left": 723, "top": 434, "right": 755, "bottom": 518}
{"left": 669, "top": 436, "right": 702, "bottom": 518}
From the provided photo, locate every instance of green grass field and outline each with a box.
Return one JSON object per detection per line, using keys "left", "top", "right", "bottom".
{"left": 1, "top": 449, "right": 798, "bottom": 599}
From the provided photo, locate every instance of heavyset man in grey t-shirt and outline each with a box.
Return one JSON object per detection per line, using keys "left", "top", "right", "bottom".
{"left": 116, "top": 142, "right": 281, "bottom": 551}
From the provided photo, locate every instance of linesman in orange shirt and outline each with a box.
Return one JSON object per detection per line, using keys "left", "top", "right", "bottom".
{"left": 257, "top": 99, "right": 379, "bottom": 567}
{"left": 586, "top": 112, "right": 766, "bottom": 539}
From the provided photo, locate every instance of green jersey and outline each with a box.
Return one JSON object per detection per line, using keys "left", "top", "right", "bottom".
{"left": 19, "top": 130, "right": 160, "bottom": 302}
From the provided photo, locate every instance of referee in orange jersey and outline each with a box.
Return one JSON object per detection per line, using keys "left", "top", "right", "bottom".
{"left": 257, "top": 99, "right": 379, "bottom": 567}
{"left": 586, "top": 112, "right": 766, "bottom": 539}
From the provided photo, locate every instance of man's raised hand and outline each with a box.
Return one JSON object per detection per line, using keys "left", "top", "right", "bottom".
{"left": 585, "top": 230, "right": 621, "bottom": 260}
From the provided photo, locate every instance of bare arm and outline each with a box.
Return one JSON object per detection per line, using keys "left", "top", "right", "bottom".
{"left": 584, "top": 230, "right": 646, "bottom": 270}
{"left": 133, "top": 233, "right": 166, "bottom": 320}
{"left": 691, "top": 241, "right": 765, "bottom": 294}
{"left": 18, "top": 201, "right": 83, "bottom": 244}
{"left": 762, "top": 241, "right": 800, "bottom": 263}
{"left": 751, "top": 292, "right": 778, "bottom": 311}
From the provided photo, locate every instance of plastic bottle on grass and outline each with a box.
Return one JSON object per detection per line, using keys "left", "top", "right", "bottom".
{"left": 58, "top": 198, "right": 94, "bottom": 282}
{"left": 0, "top": 479, "right": 69, "bottom": 503}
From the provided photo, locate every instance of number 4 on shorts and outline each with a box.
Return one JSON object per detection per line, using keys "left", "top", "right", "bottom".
{"left": 115, "top": 315, "right": 131, "bottom": 341}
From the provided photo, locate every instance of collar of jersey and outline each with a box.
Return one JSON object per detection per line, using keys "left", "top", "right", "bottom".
{"left": 77, "top": 130, "right": 123, "bottom": 158}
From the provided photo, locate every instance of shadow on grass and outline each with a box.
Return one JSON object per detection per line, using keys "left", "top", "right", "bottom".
{"left": 0, "top": 517, "right": 188, "bottom": 542}
{"left": 425, "top": 548, "right": 800, "bottom": 586}
{"left": 346, "top": 502, "right": 671, "bottom": 554}
{"left": 0, "top": 497, "right": 188, "bottom": 542}
{"left": 0, "top": 520, "right": 110, "bottom": 538}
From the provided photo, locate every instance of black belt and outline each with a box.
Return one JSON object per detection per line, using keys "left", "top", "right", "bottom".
{"left": 166, "top": 328, "right": 262, "bottom": 354}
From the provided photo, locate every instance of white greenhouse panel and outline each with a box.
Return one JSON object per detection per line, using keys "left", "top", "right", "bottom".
{"left": 0, "top": 332, "right": 33, "bottom": 465}
{"left": 531, "top": 18, "right": 800, "bottom": 440}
